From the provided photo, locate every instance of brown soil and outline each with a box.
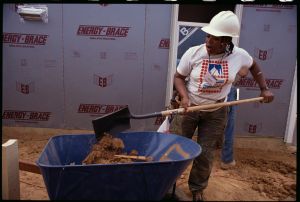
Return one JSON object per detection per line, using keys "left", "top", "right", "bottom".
{"left": 81, "top": 133, "right": 151, "bottom": 164}
{"left": 2, "top": 126, "right": 297, "bottom": 201}
{"left": 175, "top": 147, "right": 296, "bottom": 201}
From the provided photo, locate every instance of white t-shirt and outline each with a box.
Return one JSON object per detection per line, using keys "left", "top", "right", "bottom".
{"left": 177, "top": 44, "right": 253, "bottom": 105}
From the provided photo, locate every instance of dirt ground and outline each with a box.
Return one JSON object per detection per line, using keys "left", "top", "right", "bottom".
{"left": 2, "top": 126, "right": 297, "bottom": 201}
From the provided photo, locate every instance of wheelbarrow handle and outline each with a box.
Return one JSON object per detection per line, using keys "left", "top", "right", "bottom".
{"left": 131, "top": 97, "right": 264, "bottom": 119}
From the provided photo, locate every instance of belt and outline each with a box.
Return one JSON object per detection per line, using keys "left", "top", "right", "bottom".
{"left": 216, "top": 97, "right": 226, "bottom": 103}
{"left": 189, "top": 97, "right": 226, "bottom": 112}
{"left": 191, "top": 97, "right": 226, "bottom": 106}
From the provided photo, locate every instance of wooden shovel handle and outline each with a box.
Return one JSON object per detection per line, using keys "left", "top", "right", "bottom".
{"left": 161, "top": 97, "right": 264, "bottom": 116}
{"left": 114, "top": 154, "right": 152, "bottom": 161}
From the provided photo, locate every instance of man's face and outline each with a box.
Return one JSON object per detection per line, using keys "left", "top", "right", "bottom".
{"left": 205, "top": 34, "right": 225, "bottom": 55}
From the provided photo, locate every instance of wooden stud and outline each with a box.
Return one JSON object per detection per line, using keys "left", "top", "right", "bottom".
{"left": 2, "top": 139, "right": 20, "bottom": 200}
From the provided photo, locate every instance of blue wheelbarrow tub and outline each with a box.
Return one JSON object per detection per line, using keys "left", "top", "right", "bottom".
{"left": 36, "top": 132, "right": 201, "bottom": 200}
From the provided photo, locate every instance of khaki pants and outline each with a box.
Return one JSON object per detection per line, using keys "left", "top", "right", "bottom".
{"left": 169, "top": 107, "right": 228, "bottom": 192}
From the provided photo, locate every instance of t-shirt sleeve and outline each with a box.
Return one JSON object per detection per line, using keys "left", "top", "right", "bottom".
{"left": 176, "top": 47, "right": 194, "bottom": 76}
{"left": 239, "top": 48, "right": 253, "bottom": 69}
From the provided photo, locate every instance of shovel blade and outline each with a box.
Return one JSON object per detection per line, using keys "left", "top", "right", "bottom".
{"left": 92, "top": 107, "right": 131, "bottom": 140}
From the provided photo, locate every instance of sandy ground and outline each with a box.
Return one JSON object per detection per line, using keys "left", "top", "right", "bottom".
{"left": 2, "top": 126, "right": 297, "bottom": 201}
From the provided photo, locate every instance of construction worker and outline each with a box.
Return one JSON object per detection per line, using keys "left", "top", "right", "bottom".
{"left": 172, "top": 11, "right": 274, "bottom": 201}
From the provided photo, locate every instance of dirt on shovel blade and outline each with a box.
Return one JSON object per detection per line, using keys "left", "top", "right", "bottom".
{"left": 82, "top": 133, "right": 151, "bottom": 164}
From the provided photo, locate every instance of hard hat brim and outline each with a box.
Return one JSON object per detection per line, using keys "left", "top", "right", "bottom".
{"left": 201, "top": 26, "right": 239, "bottom": 38}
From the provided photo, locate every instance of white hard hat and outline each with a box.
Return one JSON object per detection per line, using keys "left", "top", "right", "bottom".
{"left": 201, "top": 11, "right": 240, "bottom": 37}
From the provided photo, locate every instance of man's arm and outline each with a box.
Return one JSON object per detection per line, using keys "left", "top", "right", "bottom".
{"left": 174, "top": 71, "right": 189, "bottom": 109}
{"left": 249, "top": 60, "right": 274, "bottom": 103}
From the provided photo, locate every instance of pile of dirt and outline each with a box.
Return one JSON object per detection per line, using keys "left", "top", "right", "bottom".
{"left": 82, "top": 133, "right": 150, "bottom": 164}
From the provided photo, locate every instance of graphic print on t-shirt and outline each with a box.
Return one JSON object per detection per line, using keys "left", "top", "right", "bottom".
{"left": 199, "top": 59, "right": 228, "bottom": 93}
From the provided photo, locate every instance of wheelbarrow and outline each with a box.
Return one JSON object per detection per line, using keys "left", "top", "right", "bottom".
{"left": 36, "top": 131, "right": 202, "bottom": 200}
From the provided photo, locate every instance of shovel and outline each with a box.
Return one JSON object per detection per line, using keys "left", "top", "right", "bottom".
{"left": 92, "top": 97, "right": 264, "bottom": 139}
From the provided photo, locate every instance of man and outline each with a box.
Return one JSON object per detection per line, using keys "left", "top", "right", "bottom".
{"left": 173, "top": 11, "right": 274, "bottom": 201}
